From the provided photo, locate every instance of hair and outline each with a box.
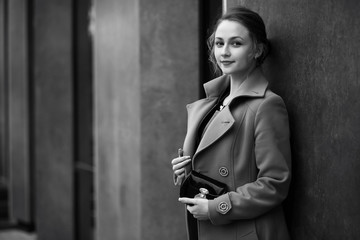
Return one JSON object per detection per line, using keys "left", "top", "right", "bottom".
{"left": 207, "top": 6, "right": 271, "bottom": 75}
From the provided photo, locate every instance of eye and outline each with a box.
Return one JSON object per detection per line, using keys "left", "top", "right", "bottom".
{"left": 231, "top": 41, "right": 242, "bottom": 47}
{"left": 215, "top": 41, "right": 224, "bottom": 47}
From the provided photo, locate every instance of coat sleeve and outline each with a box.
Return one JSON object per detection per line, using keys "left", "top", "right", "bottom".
{"left": 208, "top": 94, "right": 292, "bottom": 225}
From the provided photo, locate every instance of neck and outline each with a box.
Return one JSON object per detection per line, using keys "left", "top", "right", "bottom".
{"left": 228, "top": 65, "right": 257, "bottom": 96}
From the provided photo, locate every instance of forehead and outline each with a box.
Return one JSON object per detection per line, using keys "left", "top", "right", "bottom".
{"left": 215, "top": 20, "right": 250, "bottom": 39}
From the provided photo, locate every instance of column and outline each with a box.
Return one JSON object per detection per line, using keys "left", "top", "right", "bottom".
{"left": 93, "top": 0, "right": 199, "bottom": 239}
{"left": 33, "top": 1, "right": 75, "bottom": 239}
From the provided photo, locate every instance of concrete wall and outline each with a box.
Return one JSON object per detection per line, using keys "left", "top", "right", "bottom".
{"left": 93, "top": 0, "right": 199, "bottom": 239}
{"left": 226, "top": 0, "right": 360, "bottom": 239}
{"left": 8, "top": 0, "right": 31, "bottom": 223}
{"left": 33, "top": 0, "right": 74, "bottom": 239}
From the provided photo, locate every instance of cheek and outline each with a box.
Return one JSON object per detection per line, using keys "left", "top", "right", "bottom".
{"left": 236, "top": 48, "right": 255, "bottom": 63}
{"left": 246, "top": 47, "right": 256, "bottom": 59}
{"left": 214, "top": 49, "right": 221, "bottom": 62}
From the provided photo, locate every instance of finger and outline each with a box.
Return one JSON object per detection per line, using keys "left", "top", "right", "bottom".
{"left": 187, "top": 206, "right": 194, "bottom": 214}
{"left": 172, "top": 159, "right": 191, "bottom": 171}
{"left": 172, "top": 158, "right": 191, "bottom": 169}
{"left": 196, "top": 215, "right": 207, "bottom": 221}
{"left": 171, "top": 156, "right": 189, "bottom": 165}
{"left": 177, "top": 173, "right": 185, "bottom": 179}
{"left": 175, "top": 173, "right": 184, "bottom": 186}
{"left": 171, "top": 156, "right": 191, "bottom": 165}
{"left": 174, "top": 168, "right": 185, "bottom": 176}
{"left": 186, "top": 204, "right": 196, "bottom": 214}
{"left": 178, "top": 198, "right": 197, "bottom": 205}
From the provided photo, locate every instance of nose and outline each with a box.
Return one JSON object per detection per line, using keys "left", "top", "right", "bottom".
{"left": 221, "top": 44, "right": 230, "bottom": 57}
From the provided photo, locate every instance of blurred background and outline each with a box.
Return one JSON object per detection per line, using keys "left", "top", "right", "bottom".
{"left": 0, "top": 0, "right": 359, "bottom": 239}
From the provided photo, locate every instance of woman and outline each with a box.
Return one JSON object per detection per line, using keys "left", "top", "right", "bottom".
{"left": 171, "top": 6, "right": 291, "bottom": 240}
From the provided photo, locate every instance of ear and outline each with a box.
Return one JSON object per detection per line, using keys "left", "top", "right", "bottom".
{"left": 254, "top": 43, "right": 264, "bottom": 59}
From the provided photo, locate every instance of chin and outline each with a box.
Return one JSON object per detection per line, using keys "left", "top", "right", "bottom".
{"left": 221, "top": 69, "right": 234, "bottom": 75}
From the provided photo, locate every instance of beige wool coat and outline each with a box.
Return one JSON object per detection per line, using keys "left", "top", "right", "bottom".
{"left": 181, "top": 68, "right": 291, "bottom": 240}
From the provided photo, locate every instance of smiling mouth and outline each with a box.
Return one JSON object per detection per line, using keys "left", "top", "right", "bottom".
{"left": 221, "top": 61, "right": 234, "bottom": 65}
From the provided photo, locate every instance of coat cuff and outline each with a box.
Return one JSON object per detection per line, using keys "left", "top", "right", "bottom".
{"left": 208, "top": 193, "right": 232, "bottom": 225}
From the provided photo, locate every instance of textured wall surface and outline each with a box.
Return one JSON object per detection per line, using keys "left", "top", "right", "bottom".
{"left": 94, "top": 0, "right": 199, "bottom": 239}
{"left": 139, "top": 1, "right": 199, "bottom": 239}
{"left": 33, "top": 0, "right": 75, "bottom": 239}
{"left": 228, "top": 0, "right": 360, "bottom": 239}
{"left": 94, "top": 0, "right": 141, "bottom": 239}
{"left": 8, "top": 0, "right": 31, "bottom": 223}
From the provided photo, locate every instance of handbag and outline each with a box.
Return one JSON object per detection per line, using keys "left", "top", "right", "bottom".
{"left": 179, "top": 170, "right": 227, "bottom": 200}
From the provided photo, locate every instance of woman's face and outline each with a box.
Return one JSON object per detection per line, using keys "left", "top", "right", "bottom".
{"left": 214, "top": 20, "right": 256, "bottom": 77}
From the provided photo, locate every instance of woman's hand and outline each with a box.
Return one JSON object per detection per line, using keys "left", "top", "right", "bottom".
{"left": 171, "top": 156, "right": 191, "bottom": 185}
{"left": 178, "top": 198, "right": 209, "bottom": 221}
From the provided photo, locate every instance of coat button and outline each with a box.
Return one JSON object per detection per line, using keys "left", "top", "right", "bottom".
{"left": 219, "top": 167, "right": 229, "bottom": 177}
{"left": 218, "top": 202, "right": 229, "bottom": 214}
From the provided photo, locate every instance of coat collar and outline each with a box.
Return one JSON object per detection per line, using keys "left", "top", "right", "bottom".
{"left": 203, "top": 67, "right": 269, "bottom": 101}
{"left": 183, "top": 68, "right": 269, "bottom": 162}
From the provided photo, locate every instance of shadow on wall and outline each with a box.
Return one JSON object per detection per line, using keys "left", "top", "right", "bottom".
{"left": 263, "top": 35, "right": 295, "bottom": 227}
{"left": 259, "top": 0, "right": 360, "bottom": 238}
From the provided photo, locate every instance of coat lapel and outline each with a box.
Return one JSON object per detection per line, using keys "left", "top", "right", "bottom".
{"left": 183, "top": 68, "right": 269, "bottom": 167}
{"left": 182, "top": 98, "right": 217, "bottom": 175}
{"left": 182, "top": 74, "right": 230, "bottom": 157}
{"left": 195, "top": 106, "right": 235, "bottom": 154}
{"left": 182, "top": 98, "right": 217, "bottom": 157}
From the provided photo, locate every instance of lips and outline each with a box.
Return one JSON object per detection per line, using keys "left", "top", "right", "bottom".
{"left": 220, "top": 60, "right": 234, "bottom": 66}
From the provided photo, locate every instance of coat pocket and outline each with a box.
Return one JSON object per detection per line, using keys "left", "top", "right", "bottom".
{"left": 238, "top": 230, "right": 258, "bottom": 240}
{"left": 237, "top": 220, "right": 258, "bottom": 240}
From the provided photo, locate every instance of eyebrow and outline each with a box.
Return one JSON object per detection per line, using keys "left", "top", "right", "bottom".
{"left": 215, "top": 36, "right": 245, "bottom": 41}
